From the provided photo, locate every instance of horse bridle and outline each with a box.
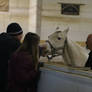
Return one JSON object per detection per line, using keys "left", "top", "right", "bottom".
{"left": 46, "top": 38, "right": 67, "bottom": 60}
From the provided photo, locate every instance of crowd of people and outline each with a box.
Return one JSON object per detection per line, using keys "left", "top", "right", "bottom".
{"left": 0, "top": 22, "right": 92, "bottom": 92}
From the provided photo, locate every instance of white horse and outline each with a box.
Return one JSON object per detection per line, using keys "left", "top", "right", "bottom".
{"left": 45, "top": 28, "right": 88, "bottom": 67}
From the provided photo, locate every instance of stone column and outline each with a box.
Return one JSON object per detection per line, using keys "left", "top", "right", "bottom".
{"left": 29, "top": 0, "right": 42, "bottom": 36}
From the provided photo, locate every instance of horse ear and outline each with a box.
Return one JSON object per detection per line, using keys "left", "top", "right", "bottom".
{"left": 63, "top": 27, "right": 69, "bottom": 34}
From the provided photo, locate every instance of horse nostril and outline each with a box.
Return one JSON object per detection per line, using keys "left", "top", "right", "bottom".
{"left": 58, "top": 37, "right": 61, "bottom": 40}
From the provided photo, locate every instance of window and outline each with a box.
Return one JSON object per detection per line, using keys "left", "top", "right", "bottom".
{"left": 0, "top": 0, "right": 9, "bottom": 12}
{"left": 61, "top": 3, "right": 80, "bottom": 15}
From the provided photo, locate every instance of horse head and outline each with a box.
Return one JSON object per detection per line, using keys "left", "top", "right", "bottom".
{"left": 46, "top": 27, "right": 69, "bottom": 59}
{"left": 42, "top": 27, "right": 88, "bottom": 67}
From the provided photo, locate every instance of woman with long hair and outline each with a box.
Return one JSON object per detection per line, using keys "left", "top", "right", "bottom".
{"left": 8, "top": 32, "right": 40, "bottom": 92}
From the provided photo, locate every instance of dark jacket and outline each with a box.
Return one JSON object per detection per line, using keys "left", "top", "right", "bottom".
{"left": 85, "top": 51, "right": 92, "bottom": 69}
{"left": 0, "top": 33, "right": 21, "bottom": 89}
{"left": 8, "top": 51, "right": 38, "bottom": 92}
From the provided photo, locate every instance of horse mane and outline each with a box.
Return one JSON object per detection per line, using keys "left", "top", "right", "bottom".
{"left": 63, "top": 38, "right": 88, "bottom": 67}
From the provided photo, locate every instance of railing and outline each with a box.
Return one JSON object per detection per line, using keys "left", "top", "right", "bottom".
{"left": 38, "top": 63, "right": 92, "bottom": 92}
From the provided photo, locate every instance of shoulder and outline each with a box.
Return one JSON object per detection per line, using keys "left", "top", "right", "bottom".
{"left": 0, "top": 33, "right": 13, "bottom": 48}
{"left": 0, "top": 33, "right": 12, "bottom": 40}
{"left": 11, "top": 52, "right": 34, "bottom": 68}
{"left": 0, "top": 32, "right": 20, "bottom": 45}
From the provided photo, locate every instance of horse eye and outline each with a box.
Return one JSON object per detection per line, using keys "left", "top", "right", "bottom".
{"left": 58, "top": 37, "right": 61, "bottom": 40}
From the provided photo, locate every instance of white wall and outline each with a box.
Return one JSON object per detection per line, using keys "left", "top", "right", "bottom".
{"left": 0, "top": 0, "right": 92, "bottom": 41}
{"left": 41, "top": 0, "right": 92, "bottom": 41}
{"left": 29, "top": 0, "right": 42, "bottom": 35}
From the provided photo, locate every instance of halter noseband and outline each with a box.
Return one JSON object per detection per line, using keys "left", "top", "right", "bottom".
{"left": 46, "top": 39, "right": 67, "bottom": 60}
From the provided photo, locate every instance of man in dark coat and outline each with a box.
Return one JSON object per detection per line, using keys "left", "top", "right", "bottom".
{"left": 0, "top": 23, "right": 23, "bottom": 92}
{"left": 85, "top": 34, "right": 92, "bottom": 69}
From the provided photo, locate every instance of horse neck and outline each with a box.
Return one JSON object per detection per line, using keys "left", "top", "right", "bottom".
{"left": 63, "top": 38, "right": 75, "bottom": 66}
{"left": 63, "top": 38, "right": 88, "bottom": 67}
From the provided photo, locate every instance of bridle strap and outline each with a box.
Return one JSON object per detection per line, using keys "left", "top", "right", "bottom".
{"left": 46, "top": 39, "right": 67, "bottom": 60}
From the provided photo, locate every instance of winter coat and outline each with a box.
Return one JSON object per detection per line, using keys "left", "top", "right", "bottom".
{"left": 0, "top": 33, "right": 21, "bottom": 90}
{"left": 8, "top": 51, "right": 39, "bottom": 92}
{"left": 85, "top": 51, "right": 92, "bottom": 69}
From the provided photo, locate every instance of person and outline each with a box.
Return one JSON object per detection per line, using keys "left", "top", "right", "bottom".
{"left": 85, "top": 34, "right": 92, "bottom": 69}
{"left": 0, "top": 22, "right": 23, "bottom": 91}
{"left": 8, "top": 32, "right": 40, "bottom": 92}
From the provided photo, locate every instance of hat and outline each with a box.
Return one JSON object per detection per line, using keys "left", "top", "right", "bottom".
{"left": 7, "top": 23, "right": 23, "bottom": 36}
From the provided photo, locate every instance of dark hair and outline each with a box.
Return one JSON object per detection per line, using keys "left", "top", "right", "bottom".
{"left": 17, "top": 32, "right": 40, "bottom": 68}
{"left": 7, "top": 23, "right": 23, "bottom": 36}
